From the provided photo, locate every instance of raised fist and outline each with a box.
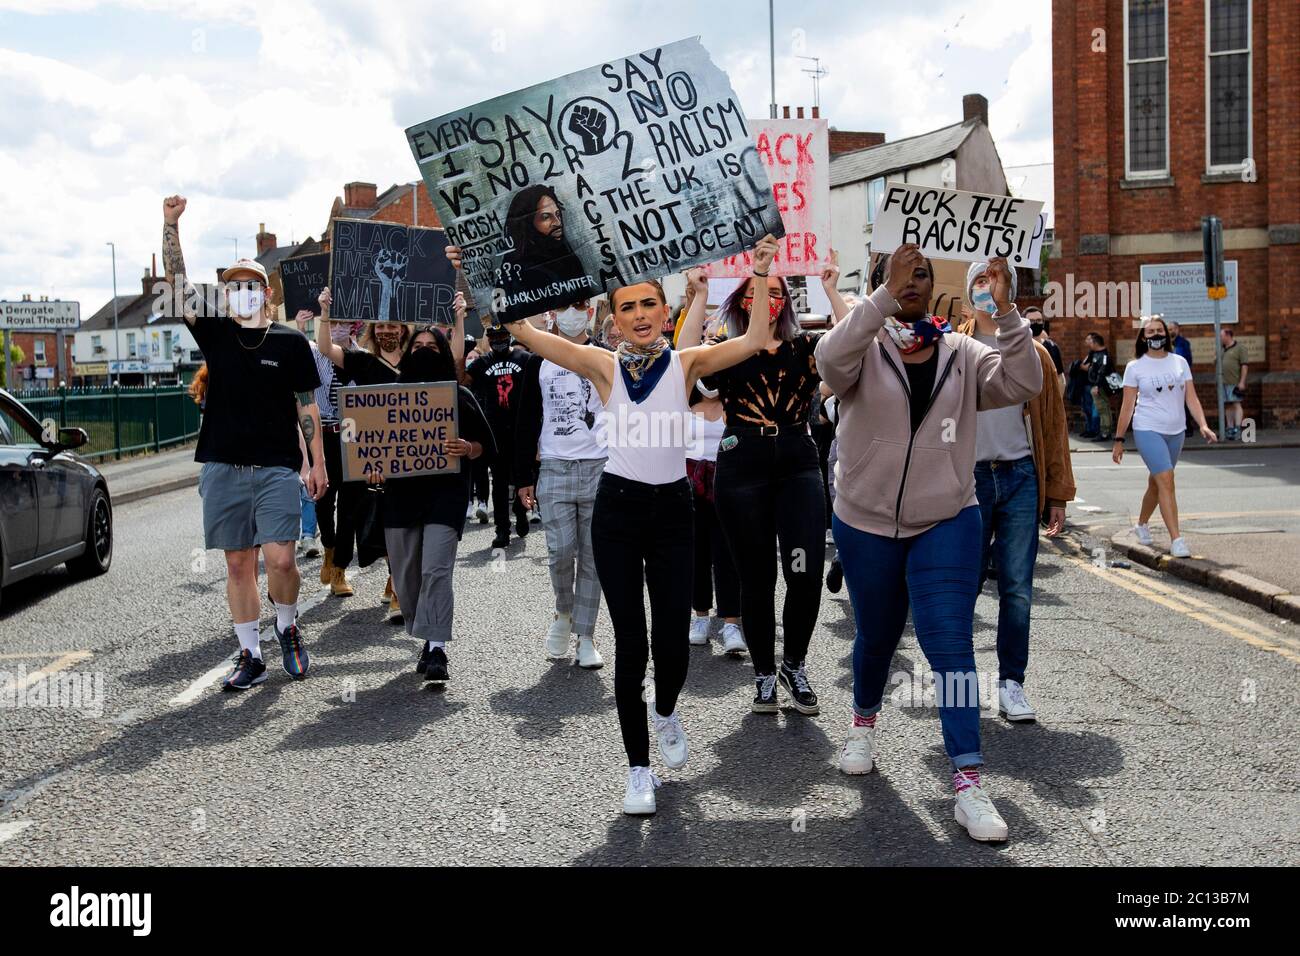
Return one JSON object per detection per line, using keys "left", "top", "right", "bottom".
{"left": 163, "top": 195, "right": 187, "bottom": 225}
{"left": 568, "top": 106, "right": 608, "bottom": 154}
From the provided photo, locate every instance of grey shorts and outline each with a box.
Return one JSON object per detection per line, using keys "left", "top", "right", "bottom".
{"left": 199, "top": 462, "right": 302, "bottom": 552}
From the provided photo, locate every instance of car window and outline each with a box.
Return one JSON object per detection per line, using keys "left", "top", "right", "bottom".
{"left": 0, "top": 396, "right": 43, "bottom": 448}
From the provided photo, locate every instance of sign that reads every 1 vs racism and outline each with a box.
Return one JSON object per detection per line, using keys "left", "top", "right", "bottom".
{"left": 405, "top": 37, "right": 785, "bottom": 324}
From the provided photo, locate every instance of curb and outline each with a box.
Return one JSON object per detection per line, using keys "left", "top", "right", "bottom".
{"left": 1069, "top": 441, "right": 1300, "bottom": 454}
{"left": 109, "top": 474, "right": 200, "bottom": 506}
{"left": 1107, "top": 531, "right": 1300, "bottom": 624}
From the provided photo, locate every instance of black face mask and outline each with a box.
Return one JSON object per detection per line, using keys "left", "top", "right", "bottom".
{"left": 489, "top": 337, "right": 510, "bottom": 354}
{"left": 1146, "top": 336, "right": 1167, "bottom": 351}
{"left": 1029, "top": 322, "right": 1045, "bottom": 337}
{"left": 399, "top": 348, "right": 451, "bottom": 383}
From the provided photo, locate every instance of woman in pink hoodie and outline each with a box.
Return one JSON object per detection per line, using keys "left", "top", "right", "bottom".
{"left": 814, "top": 243, "right": 1041, "bottom": 843}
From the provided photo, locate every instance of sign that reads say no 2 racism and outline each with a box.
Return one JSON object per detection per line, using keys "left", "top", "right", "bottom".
{"left": 338, "top": 382, "right": 461, "bottom": 482}
{"left": 405, "top": 37, "right": 786, "bottom": 323}
{"left": 328, "top": 220, "right": 459, "bottom": 325}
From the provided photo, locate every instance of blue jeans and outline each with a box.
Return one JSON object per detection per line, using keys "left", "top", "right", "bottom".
{"left": 299, "top": 482, "right": 317, "bottom": 538}
{"left": 1081, "top": 387, "right": 1099, "bottom": 433}
{"left": 832, "top": 506, "right": 984, "bottom": 770}
{"left": 974, "top": 458, "right": 1039, "bottom": 686}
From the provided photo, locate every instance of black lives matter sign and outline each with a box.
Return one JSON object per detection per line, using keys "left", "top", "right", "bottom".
{"left": 279, "top": 253, "right": 330, "bottom": 318}
{"left": 328, "top": 219, "right": 458, "bottom": 325}
{"left": 405, "top": 37, "right": 784, "bottom": 323}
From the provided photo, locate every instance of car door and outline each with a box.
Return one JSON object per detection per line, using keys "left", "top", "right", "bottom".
{"left": 0, "top": 392, "right": 70, "bottom": 559}
{"left": 0, "top": 412, "right": 40, "bottom": 568}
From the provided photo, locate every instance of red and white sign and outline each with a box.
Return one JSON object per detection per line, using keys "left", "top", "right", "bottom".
{"left": 704, "top": 118, "right": 830, "bottom": 278}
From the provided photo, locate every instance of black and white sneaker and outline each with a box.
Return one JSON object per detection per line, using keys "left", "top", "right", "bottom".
{"left": 416, "top": 642, "right": 433, "bottom": 674}
{"left": 752, "top": 673, "right": 778, "bottom": 714}
{"left": 826, "top": 557, "right": 843, "bottom": 594}
{"left": 424, "top": 647, "right": 450, "bottom": 684}
{"left": 491, "top": 532, "right": 509, "bottom": 549}
{"left": 779, "top": 661, "right": 820, "bottom": 715}
{"left": 222, "top": 650, "right": 267, "bottom": 691}
{"left": 275, "top": 622, "right": 310, "bottom": 679}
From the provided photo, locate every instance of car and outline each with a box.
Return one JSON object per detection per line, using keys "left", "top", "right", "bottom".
{"left": 0, "top": 388, "right": 112, "bottom": 610}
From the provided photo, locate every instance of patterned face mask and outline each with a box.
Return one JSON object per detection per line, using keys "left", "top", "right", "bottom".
{"left": 882, "top": 314, "right": 952, "bottom": 355}
{"left": 615, "top": 336, "right": 670, "bottom": 404}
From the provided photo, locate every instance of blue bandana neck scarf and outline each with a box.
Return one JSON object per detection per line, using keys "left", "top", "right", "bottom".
{"left": 883, "top": 314, "right": 951, "bottom": 354}
{"left": 616, "top": 337, "right": 671, "bottom": 404}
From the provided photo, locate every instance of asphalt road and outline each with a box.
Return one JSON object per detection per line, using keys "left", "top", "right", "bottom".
{"left": 1, "top": 483, "right": 1297, "bottom": 865}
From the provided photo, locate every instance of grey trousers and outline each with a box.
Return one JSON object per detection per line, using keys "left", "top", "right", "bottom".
{"left": 536, "top": 457, "right": 605, "bottom": 637}
{"left": 384, "top": 523, "right": 460, "bottom": 643}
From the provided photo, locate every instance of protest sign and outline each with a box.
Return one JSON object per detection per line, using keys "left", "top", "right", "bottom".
{"left": 338, "top": 382, "right": 461, "bottom": 481}
{"left": 702, "top": 117, "right": 829, "bottom": 278}
{"left": 279, "top": 253, "right": 330, "bottom": 318}
{"left": 328, "top": 220, "right": 458, "bottom": 325}
{"left": 405, "top": 36, "right": 785, "bottom": 324}
{"left": 872, "top": 182, "right": 1044, "bottom": 267}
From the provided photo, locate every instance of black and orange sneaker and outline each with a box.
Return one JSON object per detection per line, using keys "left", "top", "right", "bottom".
{"left": 222, "top": 650, "right": 267, "bottom": 692}
{"left": 275, "top": 623, "right": 310, "bottom": 680}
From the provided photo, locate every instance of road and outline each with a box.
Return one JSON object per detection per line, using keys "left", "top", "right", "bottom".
{"left": 0, "top": 482, "right": 1297, "bottom": 865}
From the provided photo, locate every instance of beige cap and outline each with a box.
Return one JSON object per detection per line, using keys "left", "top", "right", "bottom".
{"left": 221, "top": 258, "right": 269, "bottom": 284}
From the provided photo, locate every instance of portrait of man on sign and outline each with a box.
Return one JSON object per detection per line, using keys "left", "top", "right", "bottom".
{"left": 496, "top": 184, "right": 598, "bottom": 320}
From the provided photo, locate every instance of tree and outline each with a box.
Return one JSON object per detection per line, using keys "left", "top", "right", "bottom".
{"left": 0, "top": 343, "right": 26, "bottom": 389}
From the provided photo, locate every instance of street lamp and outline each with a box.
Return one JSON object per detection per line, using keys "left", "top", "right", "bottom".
{"left": 106, "top": 241, "right": 119, "bottom": 386}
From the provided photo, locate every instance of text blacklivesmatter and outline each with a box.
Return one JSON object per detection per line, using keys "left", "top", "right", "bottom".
{"left": 338, "top": 383, "right": 461, "bottom": 481}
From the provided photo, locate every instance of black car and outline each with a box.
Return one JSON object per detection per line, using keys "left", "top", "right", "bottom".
{"left": 0, "top": 388, "right": 112, "bottom": 609}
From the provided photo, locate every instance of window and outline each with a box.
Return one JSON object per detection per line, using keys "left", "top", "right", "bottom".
{"left": 865, "top": 177, "right": 886, "bottom": 224}
{"left": 1206, "top": 0, "right": 1251, "bottom": 171}
{"left": 126, "top": 332, "right": 137, "bottom": 357}
{"left": 33, "top": 339, "right": 46, "bottom": 364}
{"left": 91, "top": 334, "right": 102, "bottom": 354}
{"left": 1125, "top": 0, "right": 1169, "bottom": 177}
{"left": 163, "top": 330, "right": 174, "bottom": 358}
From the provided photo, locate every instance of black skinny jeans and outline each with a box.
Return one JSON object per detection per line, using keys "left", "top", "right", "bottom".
{"left": 316, "top": 430, "right": 361, "bottom": 566}
{"left": 490, "top": 437, "right": 528, "bottom": 536}
{"left": 692, "top": 486, "right": 741, "bottom": 617}
{"left": 591, "top": 472, "right": 693, "bottom": 768}
{"left": 714, "top": 430, "right": 826, "bottom": 675}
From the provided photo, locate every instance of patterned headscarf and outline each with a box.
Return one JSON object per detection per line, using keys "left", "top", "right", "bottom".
{"left": 615, "top": 336, "right": 671, "bottom": 403}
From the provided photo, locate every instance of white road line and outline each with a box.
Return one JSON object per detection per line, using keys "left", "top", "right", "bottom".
{"left": 0, "top": 821, "right": 33, "bottom": 844}
{"left": 1071, "top": 463, "right": 1267, "bottom": 470}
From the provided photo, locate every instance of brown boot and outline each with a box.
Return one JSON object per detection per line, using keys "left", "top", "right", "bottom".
{"left": 330, "top": 565, "right": 354, "bottom": 597}
{"left": 319, "top": 547, "right": 334, "bottom": 586}
{"left": 385, "top": 592, "right": 403, "bottom": 624}
{"left": 381, "top": 574, "right": 394, "bottom": 605}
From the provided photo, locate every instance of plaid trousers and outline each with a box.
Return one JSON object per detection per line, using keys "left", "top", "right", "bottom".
{"left": 536, "top": 457, "right": 606, "bottom": 637}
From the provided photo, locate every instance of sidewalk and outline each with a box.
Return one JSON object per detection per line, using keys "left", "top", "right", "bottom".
{"left": 1070, "top": 428, "right": 1300, "bottom": 454}
{"left": 96, "top": 444, "right": 201, "bottom": 505}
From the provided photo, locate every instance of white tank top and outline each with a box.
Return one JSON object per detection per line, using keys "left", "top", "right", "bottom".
{"left": 686, "top": 412, "right": 726, "bottom": 462}
{"left": 602, "top": 350, "right": 689, "bottom": 485}
{"left": 538, "top": 359, "right": 607, "bottom": 461}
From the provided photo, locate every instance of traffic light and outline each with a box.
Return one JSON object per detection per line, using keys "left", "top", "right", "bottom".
{"left": 1202, "top": 216, "right": 1227, "bottom": 300}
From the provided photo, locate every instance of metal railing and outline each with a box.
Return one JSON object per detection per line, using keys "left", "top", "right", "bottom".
{"left": 11, "top": 385, "right": 201, "bottom": 461}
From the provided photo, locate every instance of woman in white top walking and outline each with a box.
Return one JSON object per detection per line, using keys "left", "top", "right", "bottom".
{"left": 1112, "top": 316, "right": 1217, "bottom": 557}
{"left": 445, "top": 236, "right": 779, "bottom": 815}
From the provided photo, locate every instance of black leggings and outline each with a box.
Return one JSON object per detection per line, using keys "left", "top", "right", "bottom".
{"left": 591, "top": 472, "right": 693, "bottom": 768}
{"left": 714, "top": 431, "right": 826, "bottom": 675}
{"left": 692, "top": 487, "right": 740, "bottom": 617}
{"left": 316, "top": 430, "right": 361, "bottom": 565}
{"left": 472, "top": 456, "right": 490, "bottom": 504}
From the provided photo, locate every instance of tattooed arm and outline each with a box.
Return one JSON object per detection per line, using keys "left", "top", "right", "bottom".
{"left": 297, "top": 391, "right": 328, "bottom": 500}
{"left": 162, "top": 195, "right": 198, "bottom": 325}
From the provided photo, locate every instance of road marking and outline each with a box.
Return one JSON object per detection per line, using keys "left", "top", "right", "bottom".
{"left": 0, "top": 821, "right": 33, "bottom": 844}
{"left": 3, "top": 652, "right": 93, "bottom": 692}
{"left": 1071, "top": 463, "right": 1267, "bottom": 470}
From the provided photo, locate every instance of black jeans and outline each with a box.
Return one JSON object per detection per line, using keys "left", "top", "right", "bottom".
{"left": 591, "top": 472, "right": 693, "bottom": 768}
{"left": 490, "top": 439, "right": 528, "bottom": 537}
{"left": 692, "top": 488, "right": 740, "bottom": 617}
{"left": 714, "top": 430, "right": 826, "bottom": 675}
{"left": 316, "top": 430, "right": 361, "bottom": 566}
{"left": 472, "top": 456, "right": 490, "bottom": 504}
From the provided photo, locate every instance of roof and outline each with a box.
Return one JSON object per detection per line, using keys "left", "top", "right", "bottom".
{"left": 1003, "top": 162, "right": 1055, "bottom": 231}
{"left": 830, "top": 120, "right": 975, "bottom": 189}
{"left": 80, "top": 284, "right": 222, "bottom": 332}
{"left": 257, "top": 236, "right": 321, "bottom": 274}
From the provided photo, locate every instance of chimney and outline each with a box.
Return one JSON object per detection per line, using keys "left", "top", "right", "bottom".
{"left": 782, "top": 105, "right": 790, "bottom": 119}
{"left": 22, "top": 293, "right": 31, "bottom": 301}
{"left": 143, "top": 265, "right": 155, "bottom": 297}
{"left": 963, "top": 93, "right": 989, "bottom": 126}
{"left": 812, "top": 106, "right": 820, "bottom": 119}
{"left": 256, "top": 222, "right": 277, "bottom": 257}
{"left": 343, "top": 181, "right": 378, "bottom": 209}
{"left": 796, "top": 106, "right": 804, "bottom": 119}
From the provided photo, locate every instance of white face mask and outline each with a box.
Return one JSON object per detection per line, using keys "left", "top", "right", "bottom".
{"left": 230, "top": 288, "right": 265, "bottom": 319}
{"left": 554, "top": 306, "right": 589, "bottom": 337}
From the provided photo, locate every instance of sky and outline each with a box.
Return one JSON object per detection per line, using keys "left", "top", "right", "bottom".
{"left": 0, "top": 0, "right": 1052, "bottom": 316}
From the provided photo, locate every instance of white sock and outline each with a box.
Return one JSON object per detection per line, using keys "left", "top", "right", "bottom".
{"left": 427, "top": 640, "right": 445, "bottom": 651}
{"left": 274, "top": 601, "right": 297, "bottom": 632}
{"left": 234, "top": 620, "right": 261, "bottom": 660}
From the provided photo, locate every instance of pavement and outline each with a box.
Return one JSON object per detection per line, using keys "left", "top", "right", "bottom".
{"left": 95, "top": 445, "right": 201, "bottom": 505}
{"left": 0, "top": 484, "right": 1297, "bottom": 865}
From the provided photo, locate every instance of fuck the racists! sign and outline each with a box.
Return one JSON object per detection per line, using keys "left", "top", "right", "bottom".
{"left": 871, "top": 182, "right": 1045, "bottom": 267}
{"left": 338, "top": 382, "right": 461, "bottom": 481}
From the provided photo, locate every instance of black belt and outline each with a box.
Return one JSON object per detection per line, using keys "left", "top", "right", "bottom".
{"left": 322, "top": 421, "right": 342, "bottom": 434}
{"left": 726, "top": 423, "right": 810, "bottom": 437}
{"left": 977, "top": 455, "right": 1034, "bottom": 470}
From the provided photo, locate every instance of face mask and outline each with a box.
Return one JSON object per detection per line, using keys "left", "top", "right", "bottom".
{"left": 329, "top": 324, "right": 352, "bottom": 344}
{"left": 490, "top": 337, "right": 510, "bottom": 354}
{"left": 1029, "top": 322, "right": 1045, "bottom": 337}
{"left": 767, "top": 299, "right": 782, "bottom": 323}
{"left": 374, "top": 331, "right": 401, "bottom": 353}
{"left": 555, "top": 307, "right": 589, "bottom": 337}
{"left": 1146, "top": 336, "right": 1167, "bottom": 351}
{"left": 400, "top": 348, "right": 445, "bottom": 382}
{"left": 230, "top": 288, "right": 264, "bottom": 319}
{"left": 971, "top": 289, "right": 996, "bottom": 314}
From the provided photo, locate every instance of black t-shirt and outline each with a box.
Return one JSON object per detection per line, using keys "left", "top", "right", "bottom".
{"left": 468, "top": 348, "right": 531, "bottom": 429}
{"left": 342, "top": 350, "right": 401, "bottom": 387}
{"left": 191, "top": 317, "right": 319, "bottom": 470}
{"left": 381, "top": 386, "right": 496, "bottom": 536}
{"left": 902, "top": 348, "right": 940, "bottom": 433}
{"left": 703, "top": 333, "right": 822, "bottom": 429}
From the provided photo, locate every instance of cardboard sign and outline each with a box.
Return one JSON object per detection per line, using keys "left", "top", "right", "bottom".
{"left": 279, "top": 253, "right": 330, "bottom": 318}
{"left": 872, "top": 182, "right": 1044, "bottom": 267}
{"left": 703, "top": 118, "right": 829, "bottom": 277}
{"left": 338, "top": 382, "right": 461, "bottom": 481}
{"left": 328, "top": 220, "right": 458, "bottom": 325}
{"left": 405, "top": 37, "right": 785, "bottom": 324}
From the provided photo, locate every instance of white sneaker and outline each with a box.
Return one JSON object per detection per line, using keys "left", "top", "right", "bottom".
{"left": 688, "top": 616, "right": 710, "bottom": 646}
{"left": 839, "top": 723, "right": 876, "bottom": 774}
{"left": 650, "top": 705, "right": 689, "bottom": 769}
{"left": 302, "top": 535, "right": 320, "bottom": 558}
{"left": 474, "top": 501, "right": 489, "bottom": 523}
{"left": 721, "top": 622, "right": 747, "bottom": 655}
{"left": 1170, "top": 537, "right": 1191, "bottom": 558}
{"left": 954, "top": 782, "right": 1009, "bottom": 842}
{"left": 998, "top": 680, "right": 1037, "bottom": 722}
{"left": 545, "top": 614, "right": 571, "bottom": 660}
{"left": 622, "top": 766, "right": 661, "bottom": 816}
{"left": 1133, "top": 523, "right": 1154, "bottom": 546}
{"left": 575, "top": 635, "right": 604, "bottom": 669}
{"left": 465, "top": 501, "right": 476, "bottom": 519}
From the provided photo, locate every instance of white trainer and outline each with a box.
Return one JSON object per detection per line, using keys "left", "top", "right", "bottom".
{"left": 998, "top": 680, "right": 1037, "bottom": 722}
{"left": 1169, "top": 537, "right": 1191, "bottom": 558}
{"left": 688, "top": 616, "right": 710, "bottom": 646}
{"left": 954, "top": 783, "right": 1009, "bottom": 842}
{"left": 575, "top": 635, "right": 604, "bottom": 669}
{"left": 622, "top": 766, "right": 661, "bottom": 816}
{"left": 1133, "top": 523, "right": 1154, "bottom": 546}
{"left": 721, "top": 622, "right": 747, "bottom": 655}
{"left": 839, "top": 723, "right": 876, "bottom": 774}
{"left": 545, "top": 614, "right": 571, "bottom": 660}
{"left": 650, "top": 705, "right": 689, "bottom": 769}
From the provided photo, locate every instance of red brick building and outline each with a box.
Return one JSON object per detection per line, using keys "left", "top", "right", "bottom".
{"left": 1053, "top": 0, "right": 1300, "bottom": 427}
{"left": 321, "top": 181, "right": 443, "bottom": 248}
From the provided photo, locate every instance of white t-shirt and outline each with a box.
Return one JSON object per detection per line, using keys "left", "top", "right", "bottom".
{"left": 539, "top": 359, "right": 607, "bottom": 460}
{"left": 1123, "top": 353, "right": 1193, "bottom": 435}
